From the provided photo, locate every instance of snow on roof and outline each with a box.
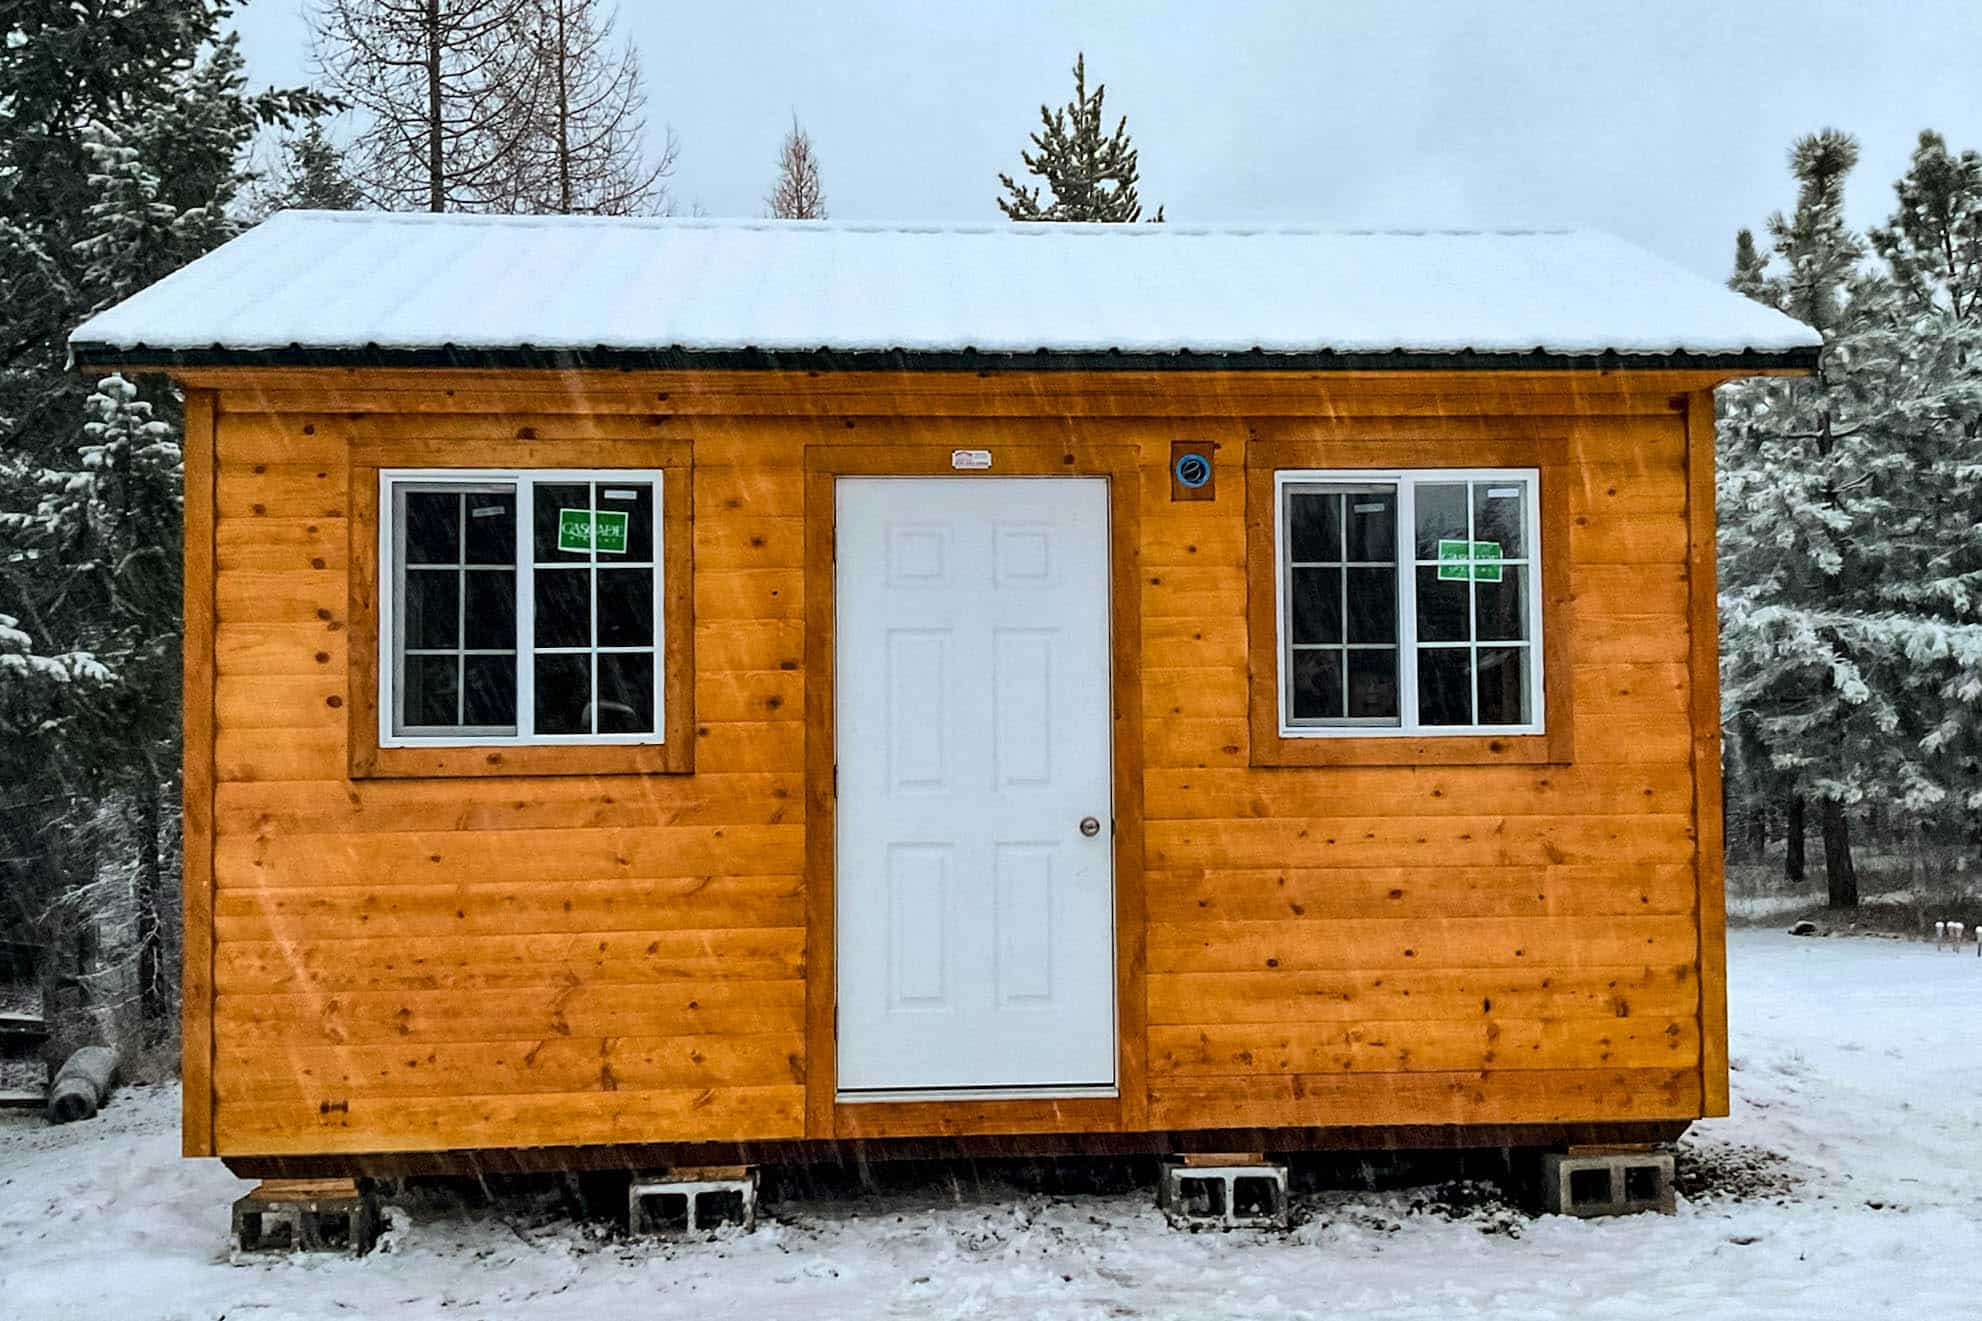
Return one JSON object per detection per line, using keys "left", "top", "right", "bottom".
{"left": 69, "top": 211, "right": 1821, "bottom": 366}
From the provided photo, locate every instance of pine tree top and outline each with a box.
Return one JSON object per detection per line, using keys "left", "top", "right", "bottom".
{"left": 997, "top": 53, "right": 1162, "bottom": 224}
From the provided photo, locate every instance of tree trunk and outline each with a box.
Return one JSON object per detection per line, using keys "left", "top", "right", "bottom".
{"left": 1746, "top": 802, "right": 1768, "bottom": 861}
{"left": 134, "top": 789, "right": 165, "bottom": 1044}
{"left": 554, "top": 1, "right": 572, "bottom": 213}
{"left": 426, "top": 0, "right": 444, "bottom": 211}
{"left": 1820, "top": 798, "right": 1858, "bottom": 909}
{"left": 1785, "top": 792, "right": 1806, "bottom": 884}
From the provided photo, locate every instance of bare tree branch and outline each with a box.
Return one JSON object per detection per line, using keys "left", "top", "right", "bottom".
{"left": 765, "top": 114, "right": 826, "bottom": 220}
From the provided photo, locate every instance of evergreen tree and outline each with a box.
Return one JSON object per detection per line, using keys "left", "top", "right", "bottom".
{"left": 0, "top": 0, "right": 320, "bottom": 1037}
{"left": 258, "top": 120, "right": 368, "bottom": 213}
{"left": 998, "top": 54, "right": 1162, "bottom": 223}
{"left": 1719, "top": 130, "right": 1982, "bottom": 907}
{"left": 1729, "top": 228, "right": 1769, "bottom": 299}
{"left": 1872, "top": 130, "right": 1982, "bottom": 321}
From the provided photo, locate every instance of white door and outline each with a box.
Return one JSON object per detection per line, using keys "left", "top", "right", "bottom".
{"left": 835, "top": 477, "right": 1116, "bottom": 1095}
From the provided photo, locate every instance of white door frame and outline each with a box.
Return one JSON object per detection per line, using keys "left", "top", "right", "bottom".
{"left": 831, "top": 475, "right": 1118, "bottom": 1101}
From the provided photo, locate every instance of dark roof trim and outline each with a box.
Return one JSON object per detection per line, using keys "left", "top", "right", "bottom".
{"left": 69, "top": 342, "right": 1821, "bottom": 375}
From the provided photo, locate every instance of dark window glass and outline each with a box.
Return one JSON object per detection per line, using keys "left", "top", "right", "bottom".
{"left": 597, "top": 569, "right": 655, "bottom": 648}
{"left": 464, "top": 492, "right": 517, "bottom": 565}
{"left": 598, "top": 653, "right": 656, "bottom": 733}
{"left": 462, "top": 571, "right": 516, "bottom": 650}
{"left": 1345, "top": 492, "right": 1397, "bottom": 562}
{"left": 1472, "top": 481, "right": 1527, "bottom": 557}
{"left": 1476, "top": 646, "right": 1529, "bottom": 724}
{"left": 463, "top": 654, "right": 517, "bottom": 726}
{"left": 1413, "top": 482, "right": 1468, "bottom": 557}
{"left": 1416, "top": 568, "right": 1471, "bottom": 643}
{"left": 1347, "top": 649, "right": 1399, "bottom": 718}
{"left": 1418, "top": 649, "right": 1473, "bottom": 725}
{"left": 403, "top": 570, "right": 459, "bottom": 650}
{"left": 533, "top": 481, "right": 594, "bottom": 563}
{"left": 404, "top": 654, "right": 459, "bottom": 726}
{"left": 1476, "top": 567, "right": 1527, "bottom": 642}
{"left": 1289, "top": 649, "right": 1344, "bottom": 720}
{"left": 1345, "top": 567, "right": 1396, "bottom": 644}
{"left": 1291, "top": 567, "right": 1343, "bottom": 644}
{"left": 535, "top": 654, "right": 592, "bottom": 734}
{"left": 1288, "top": 492, "right": 1342, "bottom": 563}
{"left": 404, "top": 491, "right": 459, "bottom": 564}
{"left": 535, "top": 568, "right": 592, "bottom": 648}
{"left": 597, "top": 482, "right": 656, "bottom": 562}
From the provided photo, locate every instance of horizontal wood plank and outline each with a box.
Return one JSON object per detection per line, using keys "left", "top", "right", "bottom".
{"left": 212, "top": 877, "right": 804, "bottom": 939}
{"left": 215, "top": 1085, "right": 807, "bottom": 1154}
{"left": 1144, "top": 862, "right": 1697, "bottom": 921}
{"left": 1147, "top": 915, "right": 1698, "bottom": 974}
{"left": 215, "top": 774, "right": 798, "bottom": 835}
{"left": 1147, "top": 1068, "right": 1698, "bottom": 1128}
{"left": 216, "top": 1032, "right": 805, "bottom": 1100}
{"left": 215, "top": 981, "right": 804, "bottom": 1045}
{"left": 1147, "top": 963, "right": 1699, "bottom": 1026}
{"left": 1149, "top": 1015, "right": 1699, "bottom": 1075}
{"left": 214, "top": 927, "right": 806, "bottom": 993}
{"left": 1145, "top": 814, "right": 1695, "bottom": 870}
{"left": 215, "top": 827, "right": 805, "bottom": 888}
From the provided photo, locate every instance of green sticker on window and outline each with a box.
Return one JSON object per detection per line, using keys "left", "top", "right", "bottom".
{"left": 557, "top": 507, "right": 630, "bottom": 554}
{"left": 1436, "top": 538, "right": 1503, "bottom": 582}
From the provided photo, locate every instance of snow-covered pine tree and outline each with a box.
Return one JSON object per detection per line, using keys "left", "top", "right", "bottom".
{"left": 1873, "top": 131, "right": 1982, "bottom": 321}
{"left": 1729, "top": 228, "right": 1770, "bottom": 300}
{"left": 1865, "top": 133, "right": 1982, "bottom": 823}
{"left": 512, "top": 0, "right": 677, "bottom": 215}
{"left": 0, "top": 1, "right": 321, "bottom": 1046}
{"left": 309, "top": 0, "right": 544, "bottom": 211}
{"left": 998, "top": 54, "right": 1163, "bottom": 223}
{"left": 766, "top": 115, "right": 827, "bottom": 220}
{"left": 1720, "top": 129, "right": 1982, "bottom": 908}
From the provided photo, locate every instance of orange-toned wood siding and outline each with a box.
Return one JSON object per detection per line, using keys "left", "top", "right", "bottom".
{"left": 187, "top": 369, "right": 1727, "bottom": 1158}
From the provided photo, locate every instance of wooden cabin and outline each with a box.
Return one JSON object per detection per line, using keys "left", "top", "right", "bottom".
{"left": 70, "top": 215, "right": 1820, "bottom": 1176}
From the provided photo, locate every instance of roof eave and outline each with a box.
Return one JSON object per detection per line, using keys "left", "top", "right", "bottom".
{"left": 68, "top": 342, "right": 1821, "bottom": 377}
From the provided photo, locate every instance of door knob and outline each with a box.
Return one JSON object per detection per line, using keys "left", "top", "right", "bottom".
{"left": 1079, "top": 816, "right": 1102, "bottom": 838}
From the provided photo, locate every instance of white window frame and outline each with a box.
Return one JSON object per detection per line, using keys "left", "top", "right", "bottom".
{"left": 1273, "top": 467, "right": 1545, "bottom": 739}
{"left": 377, "top": 467, "right": 666, "bottom": 748}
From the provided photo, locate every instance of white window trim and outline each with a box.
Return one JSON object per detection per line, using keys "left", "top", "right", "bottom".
{"left": 377, "top": 467, "right": 666, "bottom": 749}
{"left": 1273, "top": 467, "right": 1545, "bottom": 739}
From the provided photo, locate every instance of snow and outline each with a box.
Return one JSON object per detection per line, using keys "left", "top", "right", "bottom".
{"left": 67, "top": 212, "right": 1822, "bottom": 362}
{"left": 3, "top": 931, "right": 1977, "bottom": 1320}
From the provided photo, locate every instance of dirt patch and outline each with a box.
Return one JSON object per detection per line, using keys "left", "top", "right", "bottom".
{"left": 1676, "top": 1142, "right": 1801, "bottom": 1204}
{"left": 1404, "top": 1179, "right": 1528, "bottom": 1237}
{"left": 1299, "top": 1179, "right": 1529, "bottom": 1239}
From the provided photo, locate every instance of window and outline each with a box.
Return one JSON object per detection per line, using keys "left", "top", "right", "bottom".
{"left": 380, "top": 468, "right": 664, "bottom": 746}
{"left": 1275, "top": 469, "right": 1543, "bottom": 737}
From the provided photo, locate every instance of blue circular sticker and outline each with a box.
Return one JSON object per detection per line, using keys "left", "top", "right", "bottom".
{"left": 1174, "top": 452, "right": 1212, "bottom": 489}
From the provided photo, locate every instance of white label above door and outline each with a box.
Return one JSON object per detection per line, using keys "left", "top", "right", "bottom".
{"left": 835, "top": 477, "right": 1115, "bottom": 1095}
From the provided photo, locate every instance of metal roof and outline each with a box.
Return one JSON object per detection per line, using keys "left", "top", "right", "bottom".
{"left": 69, "top": 212, "right": 1822, "bottom": 372}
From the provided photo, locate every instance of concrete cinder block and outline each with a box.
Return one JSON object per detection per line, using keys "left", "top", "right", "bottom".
{"left": 1159, "top": 1161, "right": 1290, "bottom": 1230}
{"left": 628, "top": 1170, "right": 758, "bottom": 1236}
{"left": 230, "top": 1180, "right": 380, "bottom": 1257}
{"left": 1540, "top": 1151, "right": 1676, "bottom": 1217}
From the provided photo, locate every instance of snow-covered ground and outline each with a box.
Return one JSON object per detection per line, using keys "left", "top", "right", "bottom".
{"left": 3, "top": 930, "right": 1978, "bottom": 1321}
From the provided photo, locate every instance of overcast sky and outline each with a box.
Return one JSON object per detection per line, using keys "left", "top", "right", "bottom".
{"left": 230, "top": 1, "right": 1982, "bottom": 280}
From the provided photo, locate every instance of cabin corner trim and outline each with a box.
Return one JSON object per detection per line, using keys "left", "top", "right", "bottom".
{"left": 180, "top": 387, "right": 219, "bottom": 1157}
